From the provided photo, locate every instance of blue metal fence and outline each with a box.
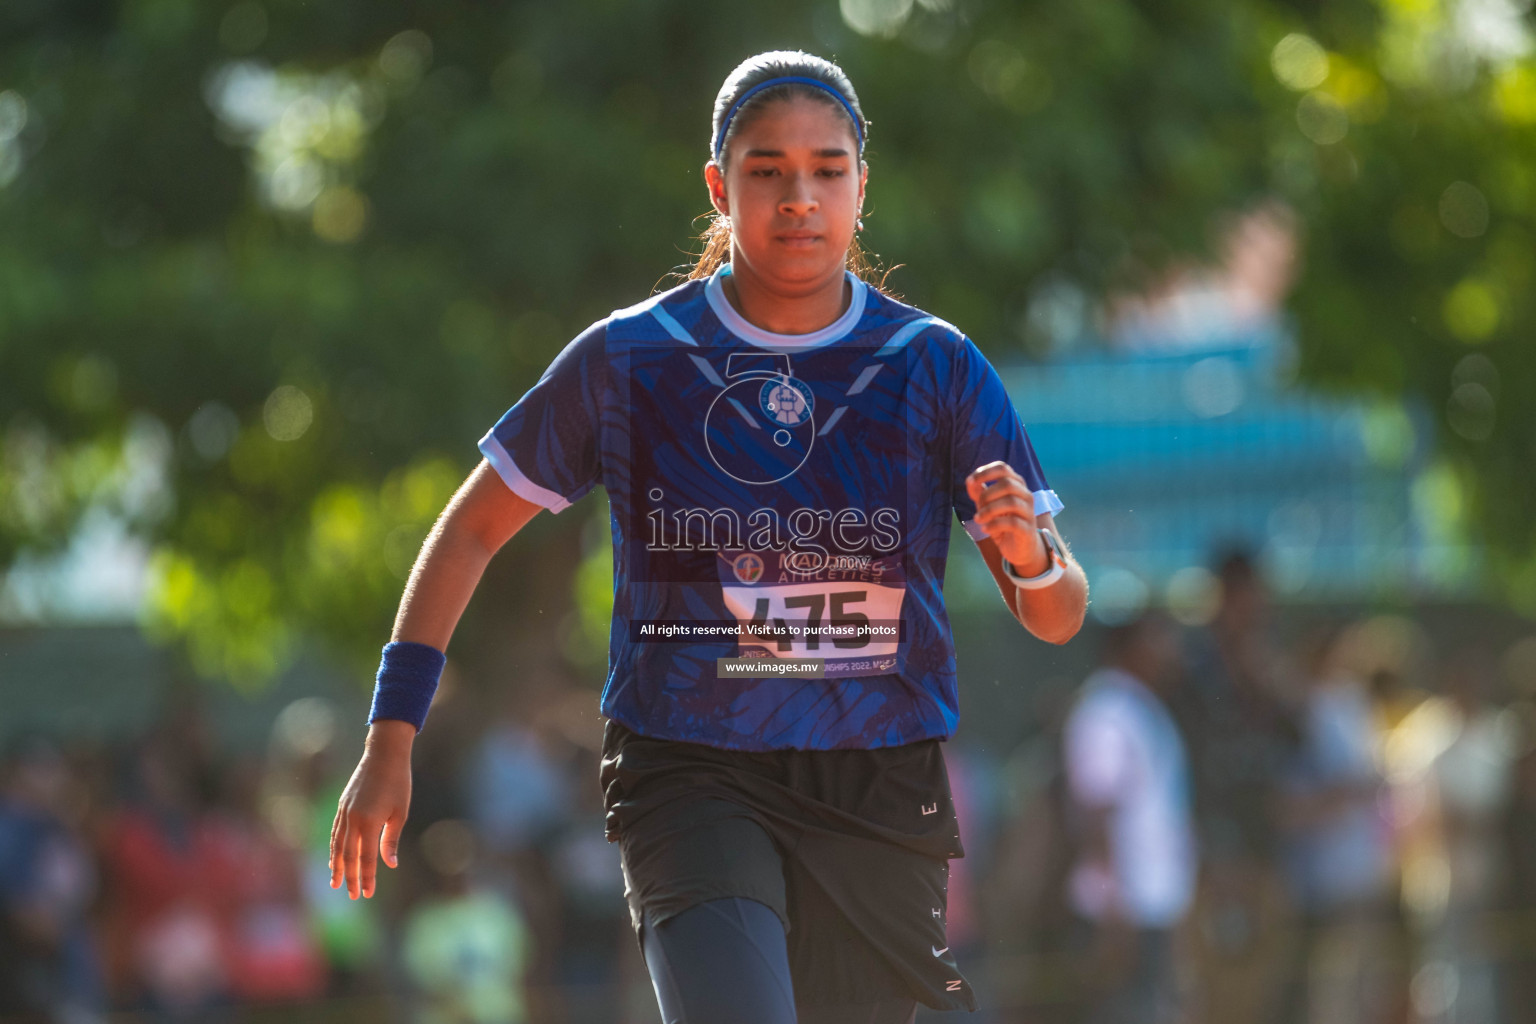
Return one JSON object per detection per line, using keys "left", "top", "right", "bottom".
{"left": 977, "top": 334, "right": 1478, "bottom": 616}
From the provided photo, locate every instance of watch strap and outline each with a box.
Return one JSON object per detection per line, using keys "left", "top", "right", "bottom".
{"left": 1003, "top": 528, "right": 1067, "bottom": 590}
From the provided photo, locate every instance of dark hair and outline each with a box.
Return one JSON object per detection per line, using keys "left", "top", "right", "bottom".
{"left": 708, "top": 51, "right": 867, "bottom": 164}
{"left": 687, "top": 51, "right": 891, "bottom": 287}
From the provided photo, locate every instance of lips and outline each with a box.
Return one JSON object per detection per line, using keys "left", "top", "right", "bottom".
{"left": 775, "top": 231, "right": 822, "bottom": 248}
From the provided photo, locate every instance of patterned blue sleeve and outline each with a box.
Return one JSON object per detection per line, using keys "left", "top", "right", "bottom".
{"left": 949, "top": 336, "right": 1064, "bottom": 542}
{"left": 478, "top": 320, "right": 606, "bottom": 513}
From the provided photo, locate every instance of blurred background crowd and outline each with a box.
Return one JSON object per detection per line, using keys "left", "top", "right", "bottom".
{"left": 4, "top": 0, "right": 1536, "bottom": 1022}
{"left": 5, "top": 556, "right": 1536, "bottom": 1024}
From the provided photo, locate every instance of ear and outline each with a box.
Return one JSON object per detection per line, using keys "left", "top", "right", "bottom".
{"left": 858, "top": 161, "right": 868, "bottom": 215}
{"left": 704, "top": 161, "right": 730, "bottom": 217}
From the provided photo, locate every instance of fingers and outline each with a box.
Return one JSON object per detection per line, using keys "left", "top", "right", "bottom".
{"left": 330, "top": 806, "right": 395, "bottom": 900}
{"left": 974, "top": 493, "right": 1034, "bottom": 523}
{"left": 975, "top": 488, "right": 1037, "bottom": 539}
{"left": 976, "top": 510, "right": 1035, "bottom": 536}
{"left": 978, "top": 517, "right": 1037, "bottom": 553}
{"left": 359, "top": 819, "right": 380, "bottom": 899}
{"left": 965, "top": 460, "right": 1016, "bottom": 490}
{"left": 329, "top": 807, "right": 345, "bottom": 890}
{"left": 968, "top": 466, "right": 1040, "bottom": 564}
{"left": 380, "top": 814, "right": 404, "bottom": 872}
{"left": 342, "top": 825, "right": 364, "bottom": 900}
{"left": 969, "top": 460, "right": 1035, "bottom": 542}
{"left": 965, "top": 462, "right": 1029, "bottom": 507}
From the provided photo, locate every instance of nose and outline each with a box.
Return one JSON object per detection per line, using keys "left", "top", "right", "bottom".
{"left": 778, "top": 171, "right": 817, "bottom": 218}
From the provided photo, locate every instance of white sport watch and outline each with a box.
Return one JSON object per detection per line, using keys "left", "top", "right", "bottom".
{"left": 1002, "top": 526, "right": 1067, "bottom": 590}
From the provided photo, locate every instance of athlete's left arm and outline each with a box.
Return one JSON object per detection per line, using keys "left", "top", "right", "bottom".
{"left": 965, "top": 462, "right": 1088, "bottom": 645}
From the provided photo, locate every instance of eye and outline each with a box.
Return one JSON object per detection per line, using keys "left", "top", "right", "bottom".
{"left": 817, "top": 167, "right": 846, "bottom": 177}
{"left": 751, "top": 167, "right": 779, "bottom": 177}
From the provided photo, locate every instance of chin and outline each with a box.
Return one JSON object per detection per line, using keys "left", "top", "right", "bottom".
{"left": 745, "top": 249, "right": 848, "bottom": 289}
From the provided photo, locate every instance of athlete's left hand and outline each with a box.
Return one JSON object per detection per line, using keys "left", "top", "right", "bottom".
{"left": 965, "top": 461, "right": 1047, "bottom": 575}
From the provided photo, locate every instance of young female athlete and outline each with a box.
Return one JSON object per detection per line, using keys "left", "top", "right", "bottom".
{"left": 330, "top": 51, "right": 1088, "bottom": 1024}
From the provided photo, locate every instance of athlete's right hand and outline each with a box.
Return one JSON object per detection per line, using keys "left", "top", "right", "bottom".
{"left": 330, "top": 719, "right": 415, "bottom": 900}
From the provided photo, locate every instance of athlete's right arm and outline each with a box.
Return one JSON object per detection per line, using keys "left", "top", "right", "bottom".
{"left": 329, "top": 459, "right": 542, "bottom": 900}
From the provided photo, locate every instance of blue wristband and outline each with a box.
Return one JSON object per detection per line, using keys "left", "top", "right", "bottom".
{"left": 367, "top": 641, "right": 446, "bottom": 732}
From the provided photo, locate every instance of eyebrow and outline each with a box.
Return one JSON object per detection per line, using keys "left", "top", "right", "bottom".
{"left": 741, "top": 147, "right": 852, "bottom": 159}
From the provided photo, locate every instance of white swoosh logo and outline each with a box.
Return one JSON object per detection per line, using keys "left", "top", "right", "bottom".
{"left": 932, "top": 945, "right": 948, "bottom": 957}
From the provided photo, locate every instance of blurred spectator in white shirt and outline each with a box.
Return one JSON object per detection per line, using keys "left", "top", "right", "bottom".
{"left": 1273, "top": 625, "right": 1395, "bottom": 1024}
{"left": 1064, "top": 610, "right": 1195, "bottom": 1024}
{"left": 1422, "top": 649, "right": 1518, "bottom": 1024}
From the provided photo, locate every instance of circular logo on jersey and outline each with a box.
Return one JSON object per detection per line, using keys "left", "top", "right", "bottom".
{"left": 760, "top": 377, "right": 813, "bottom": 426}
{"left": 704, "top": 373, "right": 817, "bottom": 485}
{"left": 731, "top": 552, "right": 765, "bottom": 584}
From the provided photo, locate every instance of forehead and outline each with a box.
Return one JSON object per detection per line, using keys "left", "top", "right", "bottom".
{"left": 727, "top": 95, "right": 859, "bottom": 155}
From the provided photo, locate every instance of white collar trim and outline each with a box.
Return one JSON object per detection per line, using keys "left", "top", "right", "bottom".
{"left": 705, "top": 267, "right": 867, "bottom": 350}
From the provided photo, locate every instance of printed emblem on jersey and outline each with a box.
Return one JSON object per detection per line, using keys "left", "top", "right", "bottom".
{"left": 759, "top": 377, "right": 813, "bottom": 426}
{"left": 731, "top": 552, "right": 765, "bottom": 584}
{"left": 703, "top": 353, "right": 818, "bottom": 485}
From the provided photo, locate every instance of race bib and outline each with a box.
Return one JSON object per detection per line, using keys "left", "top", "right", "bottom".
{"left": 717, "top": 548, "right": 905, "bottom": 678}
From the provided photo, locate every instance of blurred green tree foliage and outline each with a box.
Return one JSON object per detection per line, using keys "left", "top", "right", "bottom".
{"left": 0, "top": 0, "right": 1531, "bottom": 687}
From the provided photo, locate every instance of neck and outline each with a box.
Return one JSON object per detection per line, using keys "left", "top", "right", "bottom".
{"left": 721, "top": 251, "right": 851, "bottom": 335}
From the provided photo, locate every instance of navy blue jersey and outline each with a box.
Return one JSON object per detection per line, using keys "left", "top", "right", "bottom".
{"left": 480, "top": 267, "right": 1062, "bottom": 751}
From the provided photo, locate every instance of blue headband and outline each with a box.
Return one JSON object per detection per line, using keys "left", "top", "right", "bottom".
{"left": 713, "top": 75, "right": 865, "bottom": 162}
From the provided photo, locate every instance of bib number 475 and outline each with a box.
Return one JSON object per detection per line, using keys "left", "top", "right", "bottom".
{"left": 721, "top": 578, "right": 905, "bottom": 665}
{"left": 747, "top": 590, "right": 870, "bottom": 651}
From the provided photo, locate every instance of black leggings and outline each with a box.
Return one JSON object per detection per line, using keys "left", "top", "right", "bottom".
{"left": 640, "top": 897, "right": 919, "bottom": 1024}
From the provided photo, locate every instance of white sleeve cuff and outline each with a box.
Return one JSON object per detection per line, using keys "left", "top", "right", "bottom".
{"left": 478, "top": 430, "right": 572, "bottom": 513}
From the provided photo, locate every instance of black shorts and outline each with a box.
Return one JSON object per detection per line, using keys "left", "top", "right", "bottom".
{"left": 599, "top": 719, "right": 977, "bottom": 1012}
